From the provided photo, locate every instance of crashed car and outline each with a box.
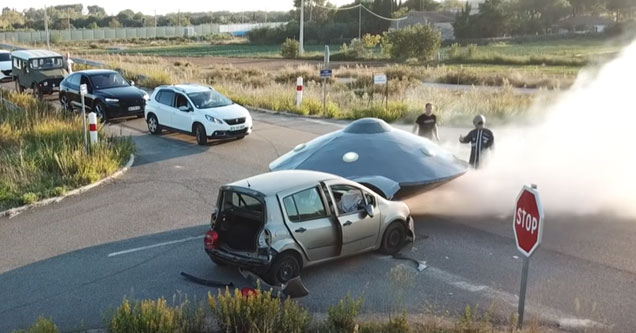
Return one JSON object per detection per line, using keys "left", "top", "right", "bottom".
{"left": 204, "top": 170, "right": 415, "bottom": 285}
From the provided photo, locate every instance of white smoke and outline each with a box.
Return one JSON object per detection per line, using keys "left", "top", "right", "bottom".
{"left": 408, "top": 40, "right": 636, "bottom": 218}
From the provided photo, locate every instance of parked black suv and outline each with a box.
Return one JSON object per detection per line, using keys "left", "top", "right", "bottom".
{"left": 59, "top": 69, "right": 149, "bottom": 121}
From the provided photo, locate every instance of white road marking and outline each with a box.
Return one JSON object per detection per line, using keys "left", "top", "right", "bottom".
{"left": 424, "top": 266, "right": 606, "bottom": 329}
{"left": 107, "top": 235, "right": 203, "bottom": 257}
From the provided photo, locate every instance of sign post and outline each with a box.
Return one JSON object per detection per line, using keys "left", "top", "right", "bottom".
{"left": 321, "top": 46, "right": 331, "bottom": 116}
{"left": 374, "top": 73, "right": 388, "bottom": 109}
{"left": 80, "top": 83, "right": 88, "bottom": 154}
{"left": 296, "top": 77, "right": 303, "bottom": 107}
{"left": 513, "top": 184, "right": 544, "bottom": 329}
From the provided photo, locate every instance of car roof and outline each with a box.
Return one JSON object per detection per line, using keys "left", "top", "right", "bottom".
{"left": 11, "top": 49, "right": 62, "bottom": 59}
{"left": 156, "top": 83, "right": 212, "bottom": 94}
{"left": 73, "top": 69, "right": 118, "bottom": 75}
{"left": 0, "top": 50, "right": 9, "bottom": 54}
{"left": 228, "top": 170, "right": 342, "bottom": 196}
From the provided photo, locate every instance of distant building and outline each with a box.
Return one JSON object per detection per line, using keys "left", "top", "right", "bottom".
{"left": 557, "top": 16, "right": 614, "bottom": 33}
{"left": 390, "top": 11, "right": 456, "bottom": 40}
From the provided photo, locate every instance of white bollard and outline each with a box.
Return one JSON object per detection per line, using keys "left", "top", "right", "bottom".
{"left": 296, "top": 77, "right": 303, "bottom": 107}
{"left": 88, "top": 112, "right": 98, "bottom": 145}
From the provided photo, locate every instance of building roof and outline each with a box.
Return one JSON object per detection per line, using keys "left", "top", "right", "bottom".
{"left": 11, "top": 49, "right": 62, "bottom": 60}
{"left": 559, "top": 15, "right": 614, "bottom": 27}
{"left": 391, "top": 10, "right": 456, "bottom": 29}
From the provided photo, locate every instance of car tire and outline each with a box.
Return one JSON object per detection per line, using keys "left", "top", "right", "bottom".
{"left": 194, "top": 123, "right": 207, "bottom": 145}
{"left": 59, "top": 93, "right": 72, "bottom": 112}
{"left": 147, "top": 114, "right": 162, "bottom": 135}
{"left": 94, "top": 101, "right": 108, "bottom": 123}
{"left": 380, "top": 221, "right": 407, "bottom": 255}
{"left": 265, "top": 252, "right": 301, "bottom": 285}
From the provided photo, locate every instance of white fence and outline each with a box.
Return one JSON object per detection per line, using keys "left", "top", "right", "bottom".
{"left": 0, "top": 22, "right": 284, "bottom": 43}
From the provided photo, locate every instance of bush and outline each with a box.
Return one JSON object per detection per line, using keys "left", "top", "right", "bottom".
{"left": 326, "top": 293, "right": 363, "bottom": 332}
{"left": 21, "top": 192, "right": 38, "bottom": 205}
{"left": 107, "top": 297, "right": 205, "bottom": 333}
{"left": 13, "top": 316, "right": 58, "bottom": 333}
{"left": 382, "top": 24, "right": 441, "bottom": 62}
{"left": 342, "top": 38, "right": 371, "bottom": 59}
{"left": 208, "top": 287, "right": 311, "bottom": 333}
{"left": 281, "top": 38, "right": 300, "bottom": 59}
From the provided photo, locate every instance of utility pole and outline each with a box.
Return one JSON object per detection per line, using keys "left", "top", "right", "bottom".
{"left": 299, "top": 0, "right": 305, "bottom": 56}
{"left": 68, "top": 9, "right": 71, "bottom": 35}
{"left": 358, "top": 1, "right": 362, "bottom": 39}
{"left": 44, "top": 5, "right": 50, "bottom": 49}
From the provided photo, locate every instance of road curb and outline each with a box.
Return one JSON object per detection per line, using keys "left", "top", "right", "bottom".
{"left": 0, "top": 154, "right": 135, "bottom": 219}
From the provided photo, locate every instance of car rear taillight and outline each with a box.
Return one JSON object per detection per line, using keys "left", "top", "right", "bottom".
{"left": 204, "top": 230, "right": 219, "bottom": 250}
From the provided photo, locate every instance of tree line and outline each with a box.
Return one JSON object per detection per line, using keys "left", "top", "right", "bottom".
{"left": 0, "top": 5, "right": 291, "bottom": 31}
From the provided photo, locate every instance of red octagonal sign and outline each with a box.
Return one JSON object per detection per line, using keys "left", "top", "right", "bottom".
{"left": 513, "top": 185, "right": 544, "bottom": 257}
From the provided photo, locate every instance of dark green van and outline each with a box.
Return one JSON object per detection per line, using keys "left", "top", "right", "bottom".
{"left": 11, "top": 49, "right": 66, "bottom": 99}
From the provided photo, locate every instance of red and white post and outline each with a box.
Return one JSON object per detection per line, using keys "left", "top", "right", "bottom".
{"left": 296, "top": 77, "right": 303, "bottom": 107}
{"left": 88, "top": 112, "right": 98, "bottom": 145}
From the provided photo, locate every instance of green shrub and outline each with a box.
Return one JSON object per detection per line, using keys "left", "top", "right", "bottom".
{"left": 342, "top": 38, "right": 371, "bottom": 59}
{"left": 21, "top": 192, "right": 38, "bottom": 205}
{"left": 327, "top": 293, "right": 363, "bottom": 332}
{"left": 13, "top": 316, "right": 59, "bottom": 333}
{"left": 208, "top": 287, "right": 311, "bottom": 333}
{"left": 281, "top": 38, "right": 300, "bottom": 59}
{"left": 107, "top": 297, "right": 204, "bottom": 333}
{"left": 359, "top": 311, "right": 409, "bottom": 333}
{"left": 382, "top": 24, "right": 441, "bottom": 62}
{"left": 448, "top": 43, "right": 461, "bottom": 58}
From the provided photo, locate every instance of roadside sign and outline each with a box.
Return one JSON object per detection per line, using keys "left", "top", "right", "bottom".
{"left": 80, "top": 83, "right": 87, "bottom": 96}
{"left": 513, "top": 184, "right": 544, "bottom": 329}
{"left": 320, "top": 69, "right": 332, "bottom": 78}
{"left": 513, "top": 185, "right": 544, "bottom": 257}
{"left": 374, "top": 74, "right": 387, "bottom": 85}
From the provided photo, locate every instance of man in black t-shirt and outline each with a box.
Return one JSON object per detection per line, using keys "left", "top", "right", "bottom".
{"left": 413, "top": 103, "right": 440, "bottom": 142}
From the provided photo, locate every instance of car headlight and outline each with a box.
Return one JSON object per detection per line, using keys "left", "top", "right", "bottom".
{"left": 205, "top": 115, "right": 224, "bottom": 124}
{"left": 43, "top": 82, "right": 48, "bottom": 86}
{"left": 142, "top": 93, "right": 150, "bottom": 101}
{"left": 105, "top": 98, "right": 119, "bottom": 103}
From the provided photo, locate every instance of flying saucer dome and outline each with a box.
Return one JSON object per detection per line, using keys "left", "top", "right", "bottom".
{"left": 269, "top": 118, "right": 469, "bottom": 198}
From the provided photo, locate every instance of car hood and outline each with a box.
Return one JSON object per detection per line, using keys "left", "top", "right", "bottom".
{"left": 97, "top": 86, "right": 146, "bottom": 99}
{"left": 199, "top": 103, "right": 249, "bottom": 119}
{"left": 0, "top": 61, "right": 10, "bottom": 71}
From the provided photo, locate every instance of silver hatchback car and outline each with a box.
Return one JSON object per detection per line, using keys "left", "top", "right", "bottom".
{"left": 204, "top": 170, "right": 415, "bottom": 285}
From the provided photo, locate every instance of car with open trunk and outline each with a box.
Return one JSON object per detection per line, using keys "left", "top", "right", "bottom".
{"left": 203, "top": 170, "right": 415, "bottom": 285}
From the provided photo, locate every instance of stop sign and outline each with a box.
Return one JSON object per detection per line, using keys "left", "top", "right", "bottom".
{"left": 513, "top": 185, "right": 544, "bottom": 257}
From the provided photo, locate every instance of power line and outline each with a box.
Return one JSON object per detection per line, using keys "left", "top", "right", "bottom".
{"left": 312, "top": 3, "right": 408, "bottom": 22}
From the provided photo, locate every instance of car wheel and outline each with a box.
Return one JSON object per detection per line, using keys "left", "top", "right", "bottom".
{"left": 59, "top": 94, "right": 72, "bottom": 112}
{"left": 265, "top": 252, "right": 301, "bottom": 285}
{"left": 147, "top": 114, "right": 162, "bottom": 135}
{"left": 380, "top": 222, "right": 407, "bottom": 255}
{"left": 94, "top": 102, "right": 107, "bottom": 123}
{"left": 194, "top": 123, "right": 207, "bottom": 145}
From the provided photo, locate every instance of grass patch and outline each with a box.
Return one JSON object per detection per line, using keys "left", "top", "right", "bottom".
{"left": 12, "top": 317, "right": 59, "bottom": 333}
{"left": 107, "top": 296, "right": 205, "bottom": 333}
{"left": 0, "top": 90, "right": 134, "bottom": 211}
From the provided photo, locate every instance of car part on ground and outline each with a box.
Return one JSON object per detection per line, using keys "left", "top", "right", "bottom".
{"left": 269, "top": 118, "right": 469, "bottom": 199}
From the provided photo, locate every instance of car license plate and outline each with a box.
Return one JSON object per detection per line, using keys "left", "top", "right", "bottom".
{"left": 230, "top": 124, "right": 245, "bottom": 131}
{"left": 128, "top": 106, "right": 141, "bottom": 111}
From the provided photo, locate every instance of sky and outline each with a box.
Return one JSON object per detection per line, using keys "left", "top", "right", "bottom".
{"left": 9, "top": 0, "right": 354, "bottom": 15}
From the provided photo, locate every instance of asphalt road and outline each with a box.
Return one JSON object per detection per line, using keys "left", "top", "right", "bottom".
{"left": 1, "top": 106, "right": 635, "bottom": 332}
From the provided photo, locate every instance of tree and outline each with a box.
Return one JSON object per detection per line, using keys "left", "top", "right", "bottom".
{"left": 402, "top": 0, "right": 441, "bottom": 11}
{"left": 87, "top": 5, "right": 107, "bottom": 17}
{"left": 382, "top": 23, "right": 441, "bottom": 62}
{"left": 452, "top": 2, "right": 474, "bottom": 38}
{"left": 606, "top": 0, "right": 636, "bottom": 21}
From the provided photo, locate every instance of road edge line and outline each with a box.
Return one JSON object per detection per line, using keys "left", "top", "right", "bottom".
{"left": 0, "top": 153, "right": 135, "bottom": 219}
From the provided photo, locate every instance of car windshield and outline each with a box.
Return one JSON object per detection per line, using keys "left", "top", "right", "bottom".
{"left": 29, "top": 57, "right": 64, "bottom": 70}
{"left": 0, "top": 53, "right": 10, "bottom": 62}
{"left": 188, "top": 90, "right": 233, "bottom": 109}
{"left": 89, "top": 72, "right": 129, "bottom": 90}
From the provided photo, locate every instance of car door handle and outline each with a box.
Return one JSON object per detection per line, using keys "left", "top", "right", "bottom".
{"left": 295, "top": 227, "right": 306, "bottom": 233}
{"left": 343, "top": 221, "right": 353, "bottom": 227}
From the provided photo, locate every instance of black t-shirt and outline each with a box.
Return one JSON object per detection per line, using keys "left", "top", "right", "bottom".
{"left": 416, "top": 114, "right": 436, "bottom": 137}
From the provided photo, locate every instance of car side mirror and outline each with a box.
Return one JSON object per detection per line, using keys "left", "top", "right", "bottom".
{"left": 364, "top": 204, "right": 375, "bottom": 218}
{"left": 178, "top": 105, "right": 191, "bottom": 112}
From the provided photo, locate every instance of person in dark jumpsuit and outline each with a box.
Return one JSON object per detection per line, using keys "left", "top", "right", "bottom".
{"left": 459, "top": 114, "right": 494, "bottom": 168}
{"left": 413, "top": 103, "right": 440, "bottom": 142}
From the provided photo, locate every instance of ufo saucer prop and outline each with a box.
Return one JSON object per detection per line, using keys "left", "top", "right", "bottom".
{"left": 269, "top": 118, "right": 469, "bottom": 198}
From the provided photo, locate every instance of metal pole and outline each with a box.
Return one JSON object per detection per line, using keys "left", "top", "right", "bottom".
{"left": 44, "top": 6, "right": 50, "bottom": 49}
{"left": 81, "top": 94, "right": 88, "bottom": 154}
{"left": 517, "top": 256, "right": 530, "bottom": 329}
{"left": 299, "top": 0, "right": 305, "bottom": 56}
{"left": 358, "top": 3, "right": 362, "bottom": 39}
{"left": 322, "top": 78, "right": 326, "bottom": 115}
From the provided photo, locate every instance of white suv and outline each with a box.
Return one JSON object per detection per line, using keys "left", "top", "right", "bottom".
{"left": 144, "top": 84, "right": 253, "bottom": 145}
{"left": 0, "top": 50, "right": 11, "bottom": 82}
